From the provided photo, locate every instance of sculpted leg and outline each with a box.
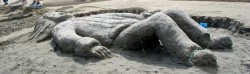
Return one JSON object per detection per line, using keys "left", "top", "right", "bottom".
{"left": 52, "top": 21, "right": 111, "bottom": 58}
{"left": 161, "top": 10, "right": 232, "bottom": 49}
{"left": 114, "top": 12, "right": 216, "bottom": 66}
{"left": 161, "top": 10, "right": 211, "bottom": 48}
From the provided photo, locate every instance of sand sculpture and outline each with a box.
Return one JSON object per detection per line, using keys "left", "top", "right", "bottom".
{"left": 30, "top": 8, "right": 233, "bottom": 66}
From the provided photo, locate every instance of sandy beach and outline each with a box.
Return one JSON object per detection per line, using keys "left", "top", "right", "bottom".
{"left": 0, "top": 0, "right": 249, "bottom": 74}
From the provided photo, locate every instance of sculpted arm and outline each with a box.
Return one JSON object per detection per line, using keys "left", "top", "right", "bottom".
{"left": 52, "top": 21, "right": 111, "bottom": 58}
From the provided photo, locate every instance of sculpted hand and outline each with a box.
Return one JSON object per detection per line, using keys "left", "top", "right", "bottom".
{"left": 89, "top": 46, "right": 112, "bottom": 59}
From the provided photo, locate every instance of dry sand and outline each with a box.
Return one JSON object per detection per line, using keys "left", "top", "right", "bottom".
{"left": 0, "top": 0, "right": 250, "bottom": 74}
{"left": 174, "top": 0, "right": 250, "bottom": 2}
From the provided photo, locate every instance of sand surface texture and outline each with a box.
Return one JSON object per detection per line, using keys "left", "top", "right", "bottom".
{"left": 0, "top": 0, "right": 250, "bottom": 74}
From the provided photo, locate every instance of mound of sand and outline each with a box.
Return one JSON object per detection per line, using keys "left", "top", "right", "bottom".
{"left": 0, "top": 0, "right": 250, "bottom": 74}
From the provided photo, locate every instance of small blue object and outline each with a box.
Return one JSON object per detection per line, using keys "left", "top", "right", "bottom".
{"left": 200, "top": 22, "right": 208, "bottom": 28}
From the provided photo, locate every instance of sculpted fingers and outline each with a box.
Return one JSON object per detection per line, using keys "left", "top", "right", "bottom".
{"left": 91, "top": 51, "right": 103, "bottom": 58}
{"left": 96, "top": 49, "right": 107, "bottom": 58}
{"left": 91, "top": 46, "right": 112, "bottom": 59}
{"left": 101, "top": 47, "right": 112, "bottom": 58}
{"left": 105, "top": 48, "right": 112, "bottom": 55}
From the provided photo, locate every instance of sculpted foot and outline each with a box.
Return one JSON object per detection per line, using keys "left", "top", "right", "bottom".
{"left": 209, "top": 35, "right": 233, "bottom": 49}
{"left": 188, "top": 50, "right": 217, "bottom": 66}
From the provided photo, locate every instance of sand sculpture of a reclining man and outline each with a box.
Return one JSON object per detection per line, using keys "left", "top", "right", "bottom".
{"left": 30, "top": 7, "right": 233, "bottom": 66}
